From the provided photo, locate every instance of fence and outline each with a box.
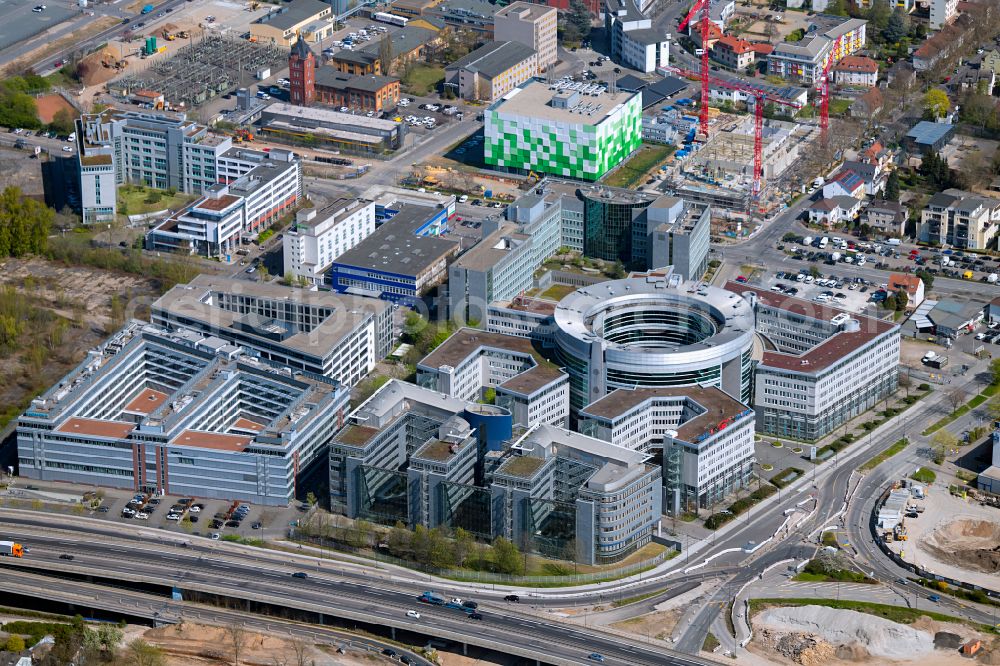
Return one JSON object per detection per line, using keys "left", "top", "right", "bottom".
{"left": 870, "top": 489, "right": 1000, "bottom": 599}
{"left": 293, "top": 533, "right": 676, "bottom": 585}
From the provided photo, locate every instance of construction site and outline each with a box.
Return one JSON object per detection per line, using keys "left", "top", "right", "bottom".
{"left": 107, "top": 34, "right": 286, "bottom": 110}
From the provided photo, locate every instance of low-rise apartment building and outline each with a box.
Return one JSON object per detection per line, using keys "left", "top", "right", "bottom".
{"left": 768, "top": 15, "right": 867, "bottom": 83}
{"left": 918, "top": 189, "right": 1000, "bottom": 250}
{"left": 727, "top": 281, "right": 901, "bottom": 442}
{"left": 17, "top": 321, "right": 349, "bottom": 505}
{"left": 283, "top": 196, "right": 376, "bottom": 285}
{"left": 713, "top": 35, "right": 754, "bottom": 71}
{"left": 832, "top": 55, "right": 879, "bottom": 87}
{"left": 150, "top": 275, "right": 392, "bottom": 384}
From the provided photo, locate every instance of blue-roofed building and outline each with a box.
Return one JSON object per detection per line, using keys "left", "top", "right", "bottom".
{"left": 328, "top": 203, "right": 460, "bottom": 304}
{"left": 903, "top": 121, "right": 956, "bottom": 154}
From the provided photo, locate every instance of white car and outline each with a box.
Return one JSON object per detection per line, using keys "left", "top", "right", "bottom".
{"left": 450, "top": 597, "right": 462, "bottom": 604}
{"left": 406, "top": 610, "right": 421, "bottom": 619}
{"left": 166, "top": 513, "right": 182, "bottom": 521}
{"left": 61, "top": 146, "right": 73, "bottom": 152}
{"left": 976, "top": 332, "right": 987, "bottom": 340}
{"left": 32, "top": 4, "right": 46, "bottom": 11}
{"left": 188, "top": 505, "right": 201, "bottom": 513}
{"left": 339, "top": 106, "right": 349, "bottom": 112}
{"left": 135, "top": 512, "right": 149, "bottom": 520}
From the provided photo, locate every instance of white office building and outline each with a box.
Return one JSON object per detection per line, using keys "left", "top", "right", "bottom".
{"left": 604, "top": 0, "right": 670, "bottom": 73}
{"left": 728, "top": 282, "right": 900, "bottom": 442}
{"left": 416, "top": 328, "right": 569, "bottom": 428}
{"left": 578, "top": 387, "right": 755, "bottom": 513}
{"left": 284, "top": 197, "right": 376, "bottom": 285}
{"left": 930, "top": 0, "right": 958, "bottom": 29}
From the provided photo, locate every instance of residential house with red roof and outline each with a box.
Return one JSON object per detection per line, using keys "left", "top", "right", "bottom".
{"left": 833, "top": 55, "right": 878, "bottom": 87}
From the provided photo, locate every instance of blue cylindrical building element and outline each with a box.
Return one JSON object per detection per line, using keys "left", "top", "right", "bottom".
{"left": 463, "top": 404, "right": 512, "bottom": 453}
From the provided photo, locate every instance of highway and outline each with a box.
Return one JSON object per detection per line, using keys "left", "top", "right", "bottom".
{"left": 0, "top": 515, "right": 714, "bottom": 666}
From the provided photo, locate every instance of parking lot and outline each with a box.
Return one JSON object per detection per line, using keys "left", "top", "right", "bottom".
{"left": 747, "top": 267, "right": 880, "bottom": 314}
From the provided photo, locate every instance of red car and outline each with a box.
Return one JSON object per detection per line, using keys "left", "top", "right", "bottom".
{"left": 736, "top": 275, "right": 748, "bottom": 283}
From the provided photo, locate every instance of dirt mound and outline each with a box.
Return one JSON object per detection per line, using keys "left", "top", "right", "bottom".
{"left": 922, "top": 518, "right": 1000, "bottom": 574}
{"left": 76, "top": 49, "right": 125, "bottom": 87}
{"left": 757, "top": 630, "right": 837, "bottom": 665}
{"left": 935, "top": 631, "right": 964, "bottom": 649}
{"left": 754, "top": 605, "right": 935, "bottom": 660}
{"left": 834, "top": 644, "right": 869, "bottom": 661}
{"left": 34, "top": 94, "right": 74, "bottom": 124}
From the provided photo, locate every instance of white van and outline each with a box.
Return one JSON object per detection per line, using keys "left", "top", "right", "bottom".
{"left": 886, "top": 238, "right": 901, "bottom": 246}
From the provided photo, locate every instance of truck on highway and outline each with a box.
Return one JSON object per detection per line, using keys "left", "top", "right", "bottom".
{"left": 0, "top": 541, "right": 25, "bottom": 557}
{"left": 417, "top": 591, "right": 445, "bottom": 605}
{"left": 141, "top": 3, "right": 154, "bottom": 13}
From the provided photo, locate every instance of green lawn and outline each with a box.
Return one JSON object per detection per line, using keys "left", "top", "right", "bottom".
{"left": 859, "top": 438, "right": 909, "bottom": 472}
{"left": 603, "top": 144, "right": 675, "bottom": 189}
{"left": 540, "top": 283, "right": 577, "bottom": 301}
{"left": 402, "top": 64, "right": 445, "bottom": 96}
{"left": 118, "top": 185, "right": 196, "bottom": 217}
{"left": 829, "top": 98, "right": 853, "bottom": 116}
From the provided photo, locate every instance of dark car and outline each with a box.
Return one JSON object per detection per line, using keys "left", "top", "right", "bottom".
{"left": 468, "top": 612, "right": 483, "bottom": 620}
{"left": 504, "top": 594, "right": 520, "bottom": 602}
{"left": 189, "top": 515, "right": 199, "bottom": 523}
{"left": 291, "top": 572, "right": 308, "bottom": 579}
{"left": 97, "top": 506, "right": 110, "bottom": 513}
{"left": 251, "top": 521, "right": 262, "bottom": 529}
{"left": 589, "top": 654, "right": 605, "bottom": 663}
{"left": 210, "top": 519, "right": 223, "bottom": 529}
{"left": 59, "top": 554, "right": 75, "bottom": 560}
{"left": 382, "top": 649, "right": 397, "bottom": 657}
{"left": 225, "top": 520, "right": 241, "bottom": 528}
{"left": 462, "top": 600, "right": 478, "bottom": 609}
{"left": 400, "top": 657, "right": 412, "bottom": 665}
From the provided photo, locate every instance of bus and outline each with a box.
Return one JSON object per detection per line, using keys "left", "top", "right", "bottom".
{"left": 373, "top": 11, "right": 408, "bottom": 26}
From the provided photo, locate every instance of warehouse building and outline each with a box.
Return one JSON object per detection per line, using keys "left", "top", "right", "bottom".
{"left": 328, "top": 203, "right": 460, "bottom": 303}
{"left": 330, "top": 379, "right": 661, "bottom": 564}
{"left": 17, "top": 321, "right": 349, "bottom": 505}
{"left": 726, "top": 281, "right": 900, "bottom": 442}
{"left": 150, "top": 275, "right": 392, "bottom": 384}
{"left": 259, "top": 103, "right": 405, "bottom": 155}
{"left": 251, "top": 0, "right": 334, "bottom": 46}
{"left": 444, "top": 41, "right": 538, "bottom": 101}
{"left": 484, "top": 80, "right": 642, "bottom": 181}
{"left": 416, "top": 328, "right": 569, "bottom": 428}
{"left": 578, "top": 386, "right": 755, "bottom": 513}
{"left": 283, "top": 196, "right": 377, "bottom": 285}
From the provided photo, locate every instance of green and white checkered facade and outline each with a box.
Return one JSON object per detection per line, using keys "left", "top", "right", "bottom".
{"left": 484, "top": 91, "right": 642, "bottom": 181}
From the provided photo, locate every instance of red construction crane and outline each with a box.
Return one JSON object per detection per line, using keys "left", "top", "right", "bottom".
{"left": 817, "top": 34, "right": 844, "bottom": 148}
{"left": 678, "top": 0, "right": 712, "bottom": 138}
{"left": 668, "top": 66, "right": 801, "bottom": 205}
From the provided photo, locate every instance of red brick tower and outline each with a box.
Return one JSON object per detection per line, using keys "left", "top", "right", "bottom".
{"left": 289, "top": 36, "right": 315, "bottom": 106}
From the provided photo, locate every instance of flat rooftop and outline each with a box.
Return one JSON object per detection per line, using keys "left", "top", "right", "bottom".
{"left": 332, "top": 209, "right": 459, "bottom": 278}
{"left": 419, "top": 328, "right": 564, "bottom": 395}
{"left": 336, "top": 423, "right": 381, "bottom": 447}
{"left": 122, "top": 388, "right": 170, "bottom": 416}
{"left": 490, "top": 80, "right": 638, "bottom": 126}
{"left": 172, "top": 429, "right": 252, "bottom": 452}
{"left": 263, "top": 102, "right": 398, "bottom": 131}
{"left": 57, "top": 417, "right": 135, "bottom": 440}
{"left": 152, "top": 275, "right": 389, "bottom": 360}
{"left": 725, "top": 281, "right": 898, "bottom": 372}
{"left": 496, "top": 454, "right": 546, "bottom": 479}
{"left": 497, "top": 296, "right": 558, "bottom": 316}
{"left": 452, "top": 224, "right": 529, "bottom": 271}
{"left": 413, "top": 439, "right": 460, "bottom": 462}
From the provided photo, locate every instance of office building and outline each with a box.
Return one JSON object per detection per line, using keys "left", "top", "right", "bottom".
{"left": 283, "top": 196, "right": 377, "bottom": 285}
{"left": 444, "top": 41, "right": 538, "bottom": 101}
{"left": 632, "top": 196, "right": 711, "bottom": 280}
{"left": 146, "top": 148, "right": 301, "bottom": 257}
{"left": 603, "top": 0, "right": 670, "bottom": 73}
{"left": 251, "top": 0, "right": 334, "bottom": 46}
{"left": 151, "top": 275, "right": 392, "bottom": 384}
{"left": 768, "top": 15, "right": 867, "bottom": 83}
{"left": 328, "top": 203, "right": 460, "bottom": 303}
{"left": 493, "top": 2, "right": 557, "bottom": 70}
{"left": 448, "top": 189, "right": 561, "bottom": 322}
{"left": 484, "top": 80, "right": 642, "bottom": 181}
{"left": 17, "top": 321, "right": 349, "bottom": 505}
{"left": 726, "top": 281, "right": 900, "bottom": 442}
{"left": 330, "top": 379, "right": 661, "bottom": 564}
{"left": 487, "top": 296, "right": 560, "bottom": 346}
{"left": 76, "top": 109, "right": 234, "bottom": 224}
{"left": 578, "top": 387, "right": 755, "bottom": 513}
{"left": 554, "top": 274, "right": 756, "bottom": 411}
{"left": 416, "top": 328, "right": 569, "bottom": 428}
{"left": 918, "top": 189, "right": 1000, "bottom": 250}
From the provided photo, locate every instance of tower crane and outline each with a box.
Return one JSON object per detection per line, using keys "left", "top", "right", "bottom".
{"left": 677, "top": 0, "right": 712, "bottom": 138}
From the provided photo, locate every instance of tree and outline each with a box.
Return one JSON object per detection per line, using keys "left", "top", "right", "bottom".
{"left": 453, "top": 527, "right": 474, "bottom": 567}
{"left": 289, "top": 639, "right": 310, "bottom": 666}
{"left": 915, "top": 269, "right": 934, "bottom": 289}
{"left": 893, "top": 289, "right": 908, "bottom": 311}
{"left": 97, "top": 624, "right": 123, "bottom": 655}
{"left": 884, "top": 170, "right": 900, "bottom": 202}
{"left": 227, "top": 623, "right": 249, "bottom": 666}
{"left": 5, "top": 634, "right": 25, "bottom": 652}
{"left": 388, "top": 520, "right": 411, "bottom": 556}
{"left": 947, "top": 387, "right": 967, "bottom": 413}
{"left": 48, "top": 108, "right": 77, "bottom": 136}
{"left": 923, "top": 88, "right": 950, "bottom": 119}
{"left": 898, "top": 371, "right": 912, "bottom": 397}
{"left": 411, "top": 523, "right": 431, "bottom": 563}
{"left": 378, "top": 34, "right": 394, "bottom": 75}
{"left": 884, "top": 293, "right": 898, "bottom": 311}
{"left": 931, "top": 430, "right": 957, "bottom": 464}
{"left": 567, "top": 0, "right": 592, "bottom": 39}
{"left": 867, "top": 0, "right": 891, "bottom": 32}
{"left": 990, "top": 357, "right": 1000, "bottom": 386}
{"left": 986, "top": 395, "right": 1000, "bottom": 422}
{"left": 883, "top": 7, "right": 908, "bottom": 44}
{"left": 124, "top": 639, "right": 166, "bottom": 666}
{"left": 481, "top": 387, "right": 496, "bottom": 404}
{"left": 491, "top": 536, "right": 524, "bottom": 575}
{"left": 826, "top": 0, "right": 848, "bottom": 16}
{"left": 0, "top": 186, "right": 54, "bottom": 257}
{"left": 428, "top": 526, "right": 455, "bottom": 568}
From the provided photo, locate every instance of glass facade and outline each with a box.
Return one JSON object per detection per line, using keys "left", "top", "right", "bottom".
{"left": 357, "top": 465, "right": 409, "bottom": 526}
{"left": 582, "top": 195, "right": 654, "bottom": 263}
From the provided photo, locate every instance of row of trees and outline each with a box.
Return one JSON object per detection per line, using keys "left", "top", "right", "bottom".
{"left": 0, "top": 186, "right": 52, "bottom": 258}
